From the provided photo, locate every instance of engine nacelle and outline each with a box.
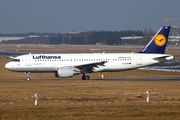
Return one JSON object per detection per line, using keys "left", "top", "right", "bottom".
{"left": 55, "top": 68, "right": 74, "bottom": 78}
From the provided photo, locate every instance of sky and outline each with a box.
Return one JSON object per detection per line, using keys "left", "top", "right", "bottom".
{"left": 0, "top": 0, "right": 180, "bottom": 34}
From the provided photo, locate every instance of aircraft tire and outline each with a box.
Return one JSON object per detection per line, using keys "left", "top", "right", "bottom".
{"left": 26, "top": 77, "right": 31, "bottom": 81}
{"left": 86, "top": 76, "right": 90, "bottom": 80}
{"left": 82, "top": 75, "right": 90, "bottom": 80}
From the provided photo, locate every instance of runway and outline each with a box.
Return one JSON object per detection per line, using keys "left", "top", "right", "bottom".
{"left": 93, "top": 77, "right": 180, "bottom": 81}
{"left": 139, "top": 61, "right": 180, "bottom": 72}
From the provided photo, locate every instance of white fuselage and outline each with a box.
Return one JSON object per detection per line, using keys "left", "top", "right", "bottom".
{"left": 5, "top": 53, "right": 174, "bottom": 73}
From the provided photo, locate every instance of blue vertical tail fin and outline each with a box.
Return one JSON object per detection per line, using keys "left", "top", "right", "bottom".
{"left": 139, "top": 26, "right": 171, "bottom": 54}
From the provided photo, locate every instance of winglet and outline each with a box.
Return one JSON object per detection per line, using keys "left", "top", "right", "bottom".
{"left": 139, "top": 26, "right": 171, "bottom": 54}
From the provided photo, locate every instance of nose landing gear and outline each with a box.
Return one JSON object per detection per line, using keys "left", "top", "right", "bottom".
{"left": 26, "top": 72, "right": 31, "bottom": 80}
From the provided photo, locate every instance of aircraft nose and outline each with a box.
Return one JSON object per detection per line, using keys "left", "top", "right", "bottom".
{"left": 5, "top": 63, "right": 12, "bottom": 70}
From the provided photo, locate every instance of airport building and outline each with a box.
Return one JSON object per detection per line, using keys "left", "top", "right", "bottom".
{"left": 169, "top": 26, "right": 180, "bottom": 45}
{"left": 120, "top": 26, "right": 180, "bottom": 46}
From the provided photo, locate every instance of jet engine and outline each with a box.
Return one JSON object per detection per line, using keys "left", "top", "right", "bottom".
{"left": 55, "top": 68, "right": 74, "bottom": 78}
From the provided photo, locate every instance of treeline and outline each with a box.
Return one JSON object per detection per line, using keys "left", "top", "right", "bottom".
{"left": 48, "top": 30, "right": 143, "bottom": 45}
{"left": 1, "top": 30, "right": 146, "bottom": 45}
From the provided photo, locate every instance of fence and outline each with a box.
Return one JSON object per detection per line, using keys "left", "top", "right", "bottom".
{"left": 0, "top": 91, "right": 180, "bottom": 106}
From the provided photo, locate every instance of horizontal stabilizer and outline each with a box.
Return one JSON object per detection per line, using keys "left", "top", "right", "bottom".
{"left": 153, "top": 55, "right": 174, "bottom": 62}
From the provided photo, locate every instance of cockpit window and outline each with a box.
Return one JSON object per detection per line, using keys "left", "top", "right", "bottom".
{"left": 11, "top": 59, "right": 20, "bottom": 62}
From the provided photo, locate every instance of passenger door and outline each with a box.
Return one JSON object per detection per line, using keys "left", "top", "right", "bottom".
{"left": 26, "top": 55, "right": 31, "bottom": 66}
{"left": 137, "top": 56, "right": 142, "bottom": 65}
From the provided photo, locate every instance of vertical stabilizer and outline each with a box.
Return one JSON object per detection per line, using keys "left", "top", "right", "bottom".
{"left": 139, "top": 26, "right": 171, "bottom": 54}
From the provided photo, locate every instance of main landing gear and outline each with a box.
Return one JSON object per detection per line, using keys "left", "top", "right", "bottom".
{"left": 26, "top": 72, "right": 31, "bottom": 81}
{"left": 81, "top": 70, "right": 90, "bottom": 80}
{"left": 82, "top": 74, "right": 90, "bottom": 80}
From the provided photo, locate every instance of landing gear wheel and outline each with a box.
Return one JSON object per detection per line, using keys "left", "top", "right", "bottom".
{"left": 82, "top": 75, "right": 90, "bottom": 80}
{"left": 26, "top": 72, "right": 31, "bottom": 81}
{"left": 85, "top": 76, "right": 90, "bottom": 80}
{"left": 26, "top": 77, "right": 31, "bottom": 81}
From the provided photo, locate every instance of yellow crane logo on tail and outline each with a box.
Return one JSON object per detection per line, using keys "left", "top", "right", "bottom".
{"left": 154, "top": 34, "right": 166, "bottom": 47}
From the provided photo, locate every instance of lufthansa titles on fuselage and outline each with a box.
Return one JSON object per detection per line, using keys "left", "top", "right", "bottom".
{"left": 33, "top": 55, "right": 61, "bottom": 59}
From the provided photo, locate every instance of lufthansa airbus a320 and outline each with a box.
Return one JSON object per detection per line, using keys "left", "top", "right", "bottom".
{"left": 5, "top": 26, "right": 174, "bottom": 80}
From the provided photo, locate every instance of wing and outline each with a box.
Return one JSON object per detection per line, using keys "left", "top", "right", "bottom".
{"left": 75, "top": 61, "right": 107, "bottom": 73}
